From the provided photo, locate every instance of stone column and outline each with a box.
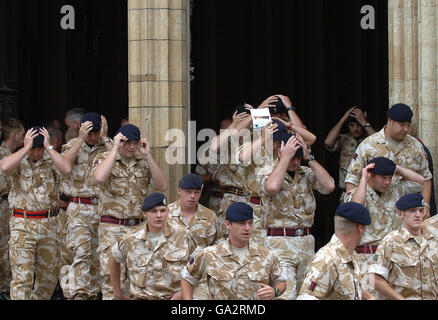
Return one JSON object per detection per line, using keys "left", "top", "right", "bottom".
{"left": 128, "top": 0, "right": 190, "bottom": 202}
{"left": 389, "top": 0, "right": 438, "bottom": 203}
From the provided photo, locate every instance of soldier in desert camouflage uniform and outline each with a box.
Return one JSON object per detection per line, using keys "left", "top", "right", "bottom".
{"left": 344, "top": 157, "right": 425, "bottom": 298}
{"left": 368, "top": 193, "right": 438, "bottom": 300}
{"left": 257, "top": 129, "right": 335, "bottom": 300}
{"left": 0, "top": 126, "right": 72, "bottom": 300}
{"left": 345, "top": 103, "right": 433, "bottom": 217}
{"left": 92, "top": 123, "right": 168, "bottom": 300}
{"left": 167, "top": 173, "right": 223, "bottom": 300}
{"left": 110, "top": 193, "right": 194, "bottom": 300}
{"left": 297, "top": 202, "right": 374, "bottom": 300}
{"left": 0, "top": 119, "right": 25, "bottom": 299}
{"left": 194, "top": 163, "right": 222, "bottom": 214}
{"left": 324, "top": 107, "right": 375, "bottom": 203}
{"left": 60, "top": 113, "right": 112, "bottom": 300}
{"left": 181, "top": 202, "right": 286, "bottom": 300}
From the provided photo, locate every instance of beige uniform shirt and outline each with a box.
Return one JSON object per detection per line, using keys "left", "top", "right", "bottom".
{"left": 167, "top": 200, "right": 223, "bottom": 249}
{"left": 61, "top": 138, "right": 107, "bottom": 197}
{"left": 257, "top": 160, "right": 333, "bottom": 228}
{"left": 111, "top": 221, "right": 194, "bottom": 300}
{"left": 0, "top": 143, "right": 11, "bottom": 196}
{"left": 92, "top": 151, "right": 152, "bottom": 219}
{"left": 298, "top": 234, "right": 363, "bottom": 300}
{"left": 368, "top": 225, "right": 438, "bottom": 300}
{"left": 182, "top": 239, "right": 285, "bottom": 300}
{"left": 345, "top": 128, "right": 432, "bottom": 187}
{"left": 325, "top": 133, "right": 363, "bottom": 189}
{"left": 0, "top": 152, "right": 59, "bottom": 211}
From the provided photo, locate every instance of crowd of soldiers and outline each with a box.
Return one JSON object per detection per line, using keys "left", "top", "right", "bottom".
{"left": 0, "top": 97, "right": 436, "bottom": 301}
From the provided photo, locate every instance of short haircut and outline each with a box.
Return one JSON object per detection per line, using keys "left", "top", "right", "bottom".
{"left": 47, "top": 126, "right": 63, "bottom": 139}
{"left": 2, "top": 118, "right": 24, "bottom": 140}
{"left": 334, "top": 215, "right": 357, "bottom": 235}
{"left": 65, "top": 107, "right": 86, "bottom": 122}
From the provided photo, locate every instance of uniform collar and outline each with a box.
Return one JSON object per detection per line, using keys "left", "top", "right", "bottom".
{"left": 332, "top": 234, "right": 353, "bottom": 264}
{"left": 218, "top": 239, "right": 260, "bottom": 258}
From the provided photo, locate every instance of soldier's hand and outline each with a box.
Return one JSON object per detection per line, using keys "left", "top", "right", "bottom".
{"left": 79, "top": 121, "right": 93, "bottom": 140}
{"left": 350, "top": 107, "right": 367, "bottom": 126}
{"left": 341, "top": 107, "right": 357, "bottom": 123}
{"left": 100, "top": 115, "right": 109, "bottom": 141}
{"left": 23, "top": 128, "right": 39, "bottom": 150}
{"left": 257, "top": 95, "right": 277, "bottom": 109}
{"left": 113, "top": 133, "right": 128, "bottom": 150}
{"left": 40, "top": 127, "right": 51, "bottom": 150}
{"left": 423, "top": 206, "right": 431, "bottom": 220}
{"left": 362, "top": 163, "right": 375, "bottom": 182}
{"left": 257, "top": 283, "right": 275, "bottom": 300}
{"left": 275, "top": 94, "right": 293, "bottom": 109}
{"left": 281, "top": 135, "right": 300, "bottom": 159}
{"left": 170, "top": 290, "right": 183, "bottom": 300}
{"left": 139, "top": 138, "right": 150, "bottom": 156}
{"left": 261, "top": 121, "right": 278, "bottom": 145}
{"left": 295, "top": 133, "right": 309, "bottom": 158}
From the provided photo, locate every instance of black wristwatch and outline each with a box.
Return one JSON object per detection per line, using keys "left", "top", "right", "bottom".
{"left": 274, "top": 287, "right": 281, "bottom": 297}
{"left": 287, "top": 106, "right": 296, "bottom": 111}
{"left": 303, "top": 154, "right": 315, "bottom": 166}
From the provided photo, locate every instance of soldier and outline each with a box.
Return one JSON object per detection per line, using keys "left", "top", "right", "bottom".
{"left": 345, "top": 103, "right": 433, "bottom": 218}
{"left": 368, "top": 193, "right": 438, "bottom": 300}
{"left": 0, "top": 126, "right": 72, "bottom": 300}
{"left": 324, "top": 107, "right": 376, "bottom": 202}
{"left": 298, "top": 202, "right": 374, "bottom": 300}
{"left": 64, "top": 107, "right": 86, "bottom": 143}
{"left": 0, "top": 119, "right": 25, "bottom": 300}
{"left": 92, "top": 123, "right": 168, "bottom": 300}
{"left": 167, "top": 173, "right": 224, "bottom": 300}
{"left": 110, "top": 193, "right": 194, "bottom": 300}
{"left": 181, "top": 202, "right": 286, "bottom": 300}
{"left": 345, "top": 157, "right": 425, "bottom": 294}
{"left": 59, "top": 113, "right": 112, "bottom": 300}
{"left": 257, "top": 129, "right": 335, "bottom": 299}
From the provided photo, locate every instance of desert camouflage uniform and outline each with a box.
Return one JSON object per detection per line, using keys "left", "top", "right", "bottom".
{"left": 60, "top": 138, "right": 106, "bottom": 299}
{"left": 422, "top": 214, "right": 438, "bottom": 239}
{"left": 182, "top": 239, "right": 285, "bottom": 300}
{"left": 325, "top": 133, "right": 364, "bottom": 202}
{"left": 194, "top": 163, "right": 222, "bottom": 214}
{"left": 111, "top": 222, "right": 194, "bottom": 300}
{"left": 167, "top": 200, "right": 223, "bottom": 300}
{"left": 0, "top": 143, "right": 11, "bottom": 294}
{"left": 92, "top": 150, "right": 152, "bottom": 300}
{"left": 368, "top": 225, "right": 438, "bottom": 300}
{"left": 344, "top": 181, "right": 423, "bottom": 298}
{"left": 257, "top": 159, "right": 334, "bottom": 299}
{"left": 1, "top": 152, "right": 59, "bottom": 300}
{"left": 345, "top": 128, "right": 432, "bottom": 188}
{"left": 297, "top": 234, "right": 363, "bottom": 300}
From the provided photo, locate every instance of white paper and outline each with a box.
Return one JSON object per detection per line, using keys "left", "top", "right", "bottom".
{"left": 250, "top": 108, "right": 271, "bottom": 130}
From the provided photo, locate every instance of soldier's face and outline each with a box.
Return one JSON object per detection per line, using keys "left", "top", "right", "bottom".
{"left": 399, "top": 207, "right": 424, "bottom": 231}
{"left": 13, "top": 127, "right": 25, "bottom": 147}
{"left": 119, "top": 140, "right": 139, "bottom": 158}
{"left": 387, "top": 119, "right": 410, "bottom": 141}
{"left": 144, "top": 205, "right": 169, "bottom": 233}
{"left": 287, "top": 156, "right": 301, "bottom": 172}
{"left": 226, "top": 219, "right": 253, "bottom": 245}
{"left": 348, "top": 122, "right": 364, "bottom": 138}
{"left": 28, "top": 147, "right": 45, "bottom": 162}
{"left": 370, "top": 174, "right": 392, "bottom": 193}
{"left": 86, "top": 131, "right": 100, "bottom": 146}
{"left": 178, "top": 188, "right": 201, "bottom": 208}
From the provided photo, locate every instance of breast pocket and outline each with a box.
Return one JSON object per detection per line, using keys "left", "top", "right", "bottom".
{"left": 164, "top": 249, "right": 188, "bottom": 281}
{"left": 133, "top": 170, "right": 150, "bottom": 197}
{"left": 390, "top": 255, "right": 417, "bottom": 289}
{"left": 107, "top": 171, "right": 128, "bottom": 196}
{"left": 333, "top": 281, "right": 356, "bottom": 300}
{"left": 207, "top": 269, "right": 233, "bottom": 299}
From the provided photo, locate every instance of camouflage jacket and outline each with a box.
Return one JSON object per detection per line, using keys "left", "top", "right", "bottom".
{"left": 111, "top": 221, "right": 195, "bottom": 300}
{"left": 298, "top": 234, "right": 363, "bottom": 300}
{"left": 0, "top": 143, "right": 11, "bottom": 196}
{"left": 368, "top": 225, "right": 438, "bottom": 300}
{"left": 182, "top": 239, "right": 285, "bottom": 300}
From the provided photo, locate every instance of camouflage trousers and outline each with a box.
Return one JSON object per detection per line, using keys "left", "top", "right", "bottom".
{"left": 60, "top": 203, "right": 102, "bottom": 299}
{"left": 98, "top": 222, "right": 142, "bottom": 300}
{"left": 57, "top": 208, "right": 73, "bottom": 283}
{"left": 265, "top": 235, "right": 315, "bottom": 300}
{"left": 218, "top": 193, "right": 266, "bottom": 245}
{"left": 8, "top": 215, "right": 59, "bottom": 300}
{"left": 0, "top": 199, "right": 11, "bottom": 293}
{"left": 355, "top": 252, "right": 384, "bottom": 300}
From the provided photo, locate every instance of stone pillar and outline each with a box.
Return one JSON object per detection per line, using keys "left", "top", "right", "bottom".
{"left": 128, "top": 0, "right": 190, "bottom": 202}
{"left": 389, "top": 0, "right": 438, "bottom": 203}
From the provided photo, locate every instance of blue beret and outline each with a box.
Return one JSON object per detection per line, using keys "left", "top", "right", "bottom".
{"left": 142, "top": 193, "right": 168, "bottom": 212}
{"left": 118, "top": 124, "right": 141, "bottom": 141}
{"left": 80, "top": 112, "right": 101, "bottom": 132}
{"left": 226, "top": 202, "right": 254, "bottom": 222}
{"left": 178, "top": 174, "right": 204, "bottom": 190}
{"left": 387, "top": 103, "right": 413, "bottom": 123}
{"left": 396, "top": 193, "right": 424, "bottom": 210}
{"left": 335, "top": 202, "right": 371, "bottom": 225}
{"left": 273, "top": 131, "right": 303, "bottom": 158}
{"left": 235, "top": 104, "right": 251, "bottom": 115}
{"left": 31, "top": 126, "right": 44, "bottom": 149}
{"left": 269, "top": 96, "right": 288, "bottom": 115}
{"left": 368, "top": 157, "right": 396, "bottom": 176}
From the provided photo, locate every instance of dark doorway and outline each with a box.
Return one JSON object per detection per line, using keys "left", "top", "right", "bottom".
{"left": 190, "top": 0, "right": 389, "bottom": 249}
{"left": 0, "top": 0, "right": 128, "bottom": 137}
